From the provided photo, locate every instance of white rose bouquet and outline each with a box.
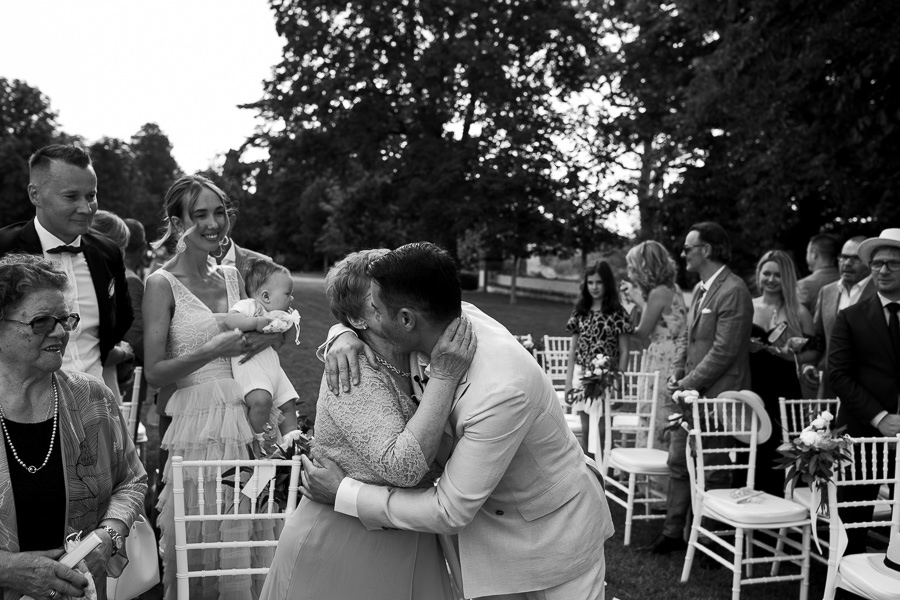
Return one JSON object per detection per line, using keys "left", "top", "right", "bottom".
{"left": 775, "top": 409, "right": 851, "bottom": 512}
{"left": 567, "top": 352, "right": 620, "bottom": 404}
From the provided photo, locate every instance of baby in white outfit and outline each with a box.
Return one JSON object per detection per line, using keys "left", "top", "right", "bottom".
{"left": 223, "top": 258, "right": 301, "bottom": 452}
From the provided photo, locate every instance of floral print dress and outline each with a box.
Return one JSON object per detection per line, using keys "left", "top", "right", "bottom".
{"left": 566, "top": 307, "right": 632, "bottom": 412}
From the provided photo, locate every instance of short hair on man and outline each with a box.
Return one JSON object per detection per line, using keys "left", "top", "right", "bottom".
{"left": 29, "top": 144, "right": 93, "bottom": 180}
{"left": 367, "top": 242, "right": 462, "bottom": 324}
{"left": 809, "top": 233, "right": 839, "bottom": 261}
{"left": 690, "top": 221, "right": 732, "bottom": 264}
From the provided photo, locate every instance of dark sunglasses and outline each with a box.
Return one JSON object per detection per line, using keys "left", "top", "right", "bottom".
{"left": 1, "top": 313, "right": 81, "bottom": 335}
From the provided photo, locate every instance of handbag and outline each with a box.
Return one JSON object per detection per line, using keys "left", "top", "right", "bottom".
{"left": 107, "top": 514, "right": 160, "bottom": 600}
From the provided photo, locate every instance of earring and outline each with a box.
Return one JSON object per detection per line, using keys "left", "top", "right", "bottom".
{"left": 175, "top": 234, "right": 186, "bottom": 254}
{"left": 219, "top": 235, "right": 230, "bottom": 251}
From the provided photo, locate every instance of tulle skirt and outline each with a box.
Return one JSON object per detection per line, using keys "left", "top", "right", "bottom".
{"left": 157, "top": 377, "right": 276, "bottom": 600}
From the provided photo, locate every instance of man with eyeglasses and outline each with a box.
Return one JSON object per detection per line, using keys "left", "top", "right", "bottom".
{"left": 800, "top": 236, "right": 875, "bottom": 398}
{"left": 828, "top": 228, "right": 900, "bottom": 554}
{"left": 644, "top": 221, "right": 753, "bottom": 554}
{"left": 0, "top": 144, "right": 133, "bottom": 387}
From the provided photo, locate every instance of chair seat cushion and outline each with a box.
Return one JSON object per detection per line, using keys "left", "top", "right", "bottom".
{"left": 609, "top": 448, "right": 669, "bottom": 474}
{"left": 705, "top": 489, "right": 808, "bottom": 524}
{"left": 838, "top": 553, "right": 900, "bottom": 599}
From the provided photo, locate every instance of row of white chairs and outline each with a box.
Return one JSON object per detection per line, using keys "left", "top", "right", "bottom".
{"left": 589, "top": 378, "right": 900, "bottom": 600}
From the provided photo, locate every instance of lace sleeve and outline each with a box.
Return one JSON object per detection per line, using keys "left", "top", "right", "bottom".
{"left": 321, "top": 363, "right": 430, "bottom": 487}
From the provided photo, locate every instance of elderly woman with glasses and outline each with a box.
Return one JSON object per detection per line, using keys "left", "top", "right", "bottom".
{"left": 0, "top": 253, "right": 146, "bottom": 600}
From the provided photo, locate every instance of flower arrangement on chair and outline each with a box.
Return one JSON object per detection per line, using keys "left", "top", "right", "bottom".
{"left": 566, "top": 352, "right": 620, "bottom": 405}
{"left": 665, "top": 389, "right": 699, "bottom": 433}
{"left": 775, "top": 409, "right": 852, "bottom": 513}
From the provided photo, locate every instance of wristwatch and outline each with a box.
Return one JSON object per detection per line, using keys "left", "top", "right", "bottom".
{"left": 99, "top": 525, "right": 124, "bottom": 556}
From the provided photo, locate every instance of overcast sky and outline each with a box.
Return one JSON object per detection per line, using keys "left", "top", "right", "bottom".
{"left": 1, "top": 0, "right": 283, "bottom": 173}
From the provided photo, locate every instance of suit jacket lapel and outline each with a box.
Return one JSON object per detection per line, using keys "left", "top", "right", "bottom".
{"left": 690, "top": 268, "right": 728, "bottom": 332}
{"left": 80, "top": 235, "right": 112, "bottom": 317}
{"left": 19, "top": 219, "right": 43, "bottom": 253}
{"left": 864, "top": 296, "right": 897, "bottom": 365}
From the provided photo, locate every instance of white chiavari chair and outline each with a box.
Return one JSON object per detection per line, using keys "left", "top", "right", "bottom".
{"left": 822, "top": 435, "right": 900, "bottom": 600}
{"left": 172, "top": 455, "right": 302, "bottom": 600}
{"left": 600, "top": 370, "right": 667, "bottom": 545}
{"left": 681, "top": 392, "right": 811, "bottom": 600}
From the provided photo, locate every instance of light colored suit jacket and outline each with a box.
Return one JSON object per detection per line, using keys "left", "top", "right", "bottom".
{"left": 797, "top": 266, "right": 839, "bottom": 315}
{"left": 673, "top": 266, "right": 753, "bottom": 396}
{"left": 355, "top": 303, "right": 614, "bottom": 597}
{"left": 812, "top": 278, "right": 876, "bottom": 397}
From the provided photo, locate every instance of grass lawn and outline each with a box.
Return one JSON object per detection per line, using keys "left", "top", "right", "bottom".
{"left": 138, "top": 273, "right": 826, "bottom": 600}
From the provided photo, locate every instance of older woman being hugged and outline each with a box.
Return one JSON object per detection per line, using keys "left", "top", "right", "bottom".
{"left": 144, "top": 176, "right": 285, "bottom": 600}
{"left": 260, "top": 249, "right": 475, "bottom": 600}
{"left": 0, "top": 253, "right": 147, "bottom": 600}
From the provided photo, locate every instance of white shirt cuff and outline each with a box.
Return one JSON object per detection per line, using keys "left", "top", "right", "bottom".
{"left": 335, "top": 477, "right": 364, "bottom": 518}
{"left": 872, "top": 410, "right": 889, "bottom": 429}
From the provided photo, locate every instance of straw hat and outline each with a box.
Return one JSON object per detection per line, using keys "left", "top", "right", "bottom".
{"left": 716, "top": 390, "right": 772, "bottom": 444}
{"left": 857, "top": 228, "right": 900, "bottom": 265}
{"left": 863, "top": 530, "right": 900, "bottom": 581}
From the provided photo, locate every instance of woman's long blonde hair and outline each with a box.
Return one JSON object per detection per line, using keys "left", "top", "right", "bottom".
{"left": 756, "top": 249, "right": 803, "bottom": 334}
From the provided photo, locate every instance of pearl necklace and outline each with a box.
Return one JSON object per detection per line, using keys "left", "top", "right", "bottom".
{"left": 0, "top": 379, "right": 59, "bottom": 474}
{"left": 374, "top": 354, "right": 411, "bottom": 378}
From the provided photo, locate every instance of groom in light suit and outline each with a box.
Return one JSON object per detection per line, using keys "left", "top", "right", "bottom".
{"left": 646, "top": 221, "right": 753, "bottom": 554}
{"left": 305, "top": 242, "right": 614, "bottom": 599}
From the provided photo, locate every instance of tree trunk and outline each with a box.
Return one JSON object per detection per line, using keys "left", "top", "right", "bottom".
{"left": 636, "top": 135, "right": 660, "bottom": 241}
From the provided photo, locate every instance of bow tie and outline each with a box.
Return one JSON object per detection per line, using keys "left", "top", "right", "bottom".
{"left": 47, "top": 245, "right": 83, "bottom": 254}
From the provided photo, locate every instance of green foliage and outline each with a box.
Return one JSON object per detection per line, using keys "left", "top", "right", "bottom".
{"left": 0, "top": 79, "right": 182, "bottom": 238}
{"left": 241, "top": 0, "right": 620, "bottom": 267}
{"left": 0, "top": 78, "right": 60, "bottom": 223}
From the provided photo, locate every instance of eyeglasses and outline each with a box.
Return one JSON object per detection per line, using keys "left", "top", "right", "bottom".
{"left": 682, "top": 244, "right": 706, "bottom": 254}
{"left": 838, "top": 254, "right": 861, "bottom": 263}
{"left": 870, "top": 260, "right": 900, "bottom": 273}
{"left": 1, "top": 313, "right": 80, "bottom": 335}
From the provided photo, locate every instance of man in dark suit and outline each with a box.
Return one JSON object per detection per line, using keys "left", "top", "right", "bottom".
{"left": 0, "top": 144, "right": 133, "bottom": 383}
{"left": 800, "top": 236, "right": 875, "bottom": 398}
{"left": 647, "top": 221, "right": 754, "bottom": 554}
{"left": 829, "top": 228, "right": 900, "bottom": 553}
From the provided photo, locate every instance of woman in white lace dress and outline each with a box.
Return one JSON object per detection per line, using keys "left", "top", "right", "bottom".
{"left": 143, "top": 175, "right": 286, "bottom": 600}
{"left": 260, "top": 249, "right": 475, "bottom": 600}
{"left": 625, "top": 241, "right": 688, "bottom": 446}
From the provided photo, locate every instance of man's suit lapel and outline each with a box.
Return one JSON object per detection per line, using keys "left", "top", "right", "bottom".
{"left": 19, "top": 219, "right": 42, "bottom": 253}
{"left": 690, "top": 267, "right": 727, "bottom": 332}
{"left": 862, "top": 296, "right": 897, "bottom": 367}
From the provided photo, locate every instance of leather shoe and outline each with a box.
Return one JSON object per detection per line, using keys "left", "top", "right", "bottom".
{"left": 644, "top": 534, "right": 687, "bottom": 554}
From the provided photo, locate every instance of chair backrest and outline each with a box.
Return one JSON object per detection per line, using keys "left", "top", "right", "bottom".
{"left": 171, "top": 455, "right": 303, "bottom": 599}
{"left": 119, "top": 366, "right": 142, "bottom": 444}
{"left": 778, "top": 397, "right": 841, "bottom": 444}
{"left": 601, "top": 370, "right": 661, "bottom": 465}
{"left": 823, "top": 436, "right": 900, "bottom": 597}
{"left": 543, "top": 335, "right": 571, "bottom": 355}
{"left": 687, "top": 395, "right": 761, "bottom": 492}
{"left": 542, "top": 348, "right": 569, "bottom": 393}
{"left": 626, "top": 349, "right": 649, "bottom": 372}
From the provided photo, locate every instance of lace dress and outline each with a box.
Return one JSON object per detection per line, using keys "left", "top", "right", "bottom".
{"left": 260, "top": 358, "right": 454, "bottom": 600}
{"left": 154, "top": 267, "right": 273, "bottom": 600}
{"left": 645, "top": 287, "right": 688, "bottom": 446}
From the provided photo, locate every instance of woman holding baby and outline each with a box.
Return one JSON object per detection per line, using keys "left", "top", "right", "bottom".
{"left": 143, "top": 175, "right": 290, "bottom": 600}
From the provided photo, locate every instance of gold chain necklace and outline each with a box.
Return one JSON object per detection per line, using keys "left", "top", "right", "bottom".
{"left": 374, "top": 354, "right": 411, "bottom": 378}
{"left": 0, "top": 379, "right": 59, "bottom": 474}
